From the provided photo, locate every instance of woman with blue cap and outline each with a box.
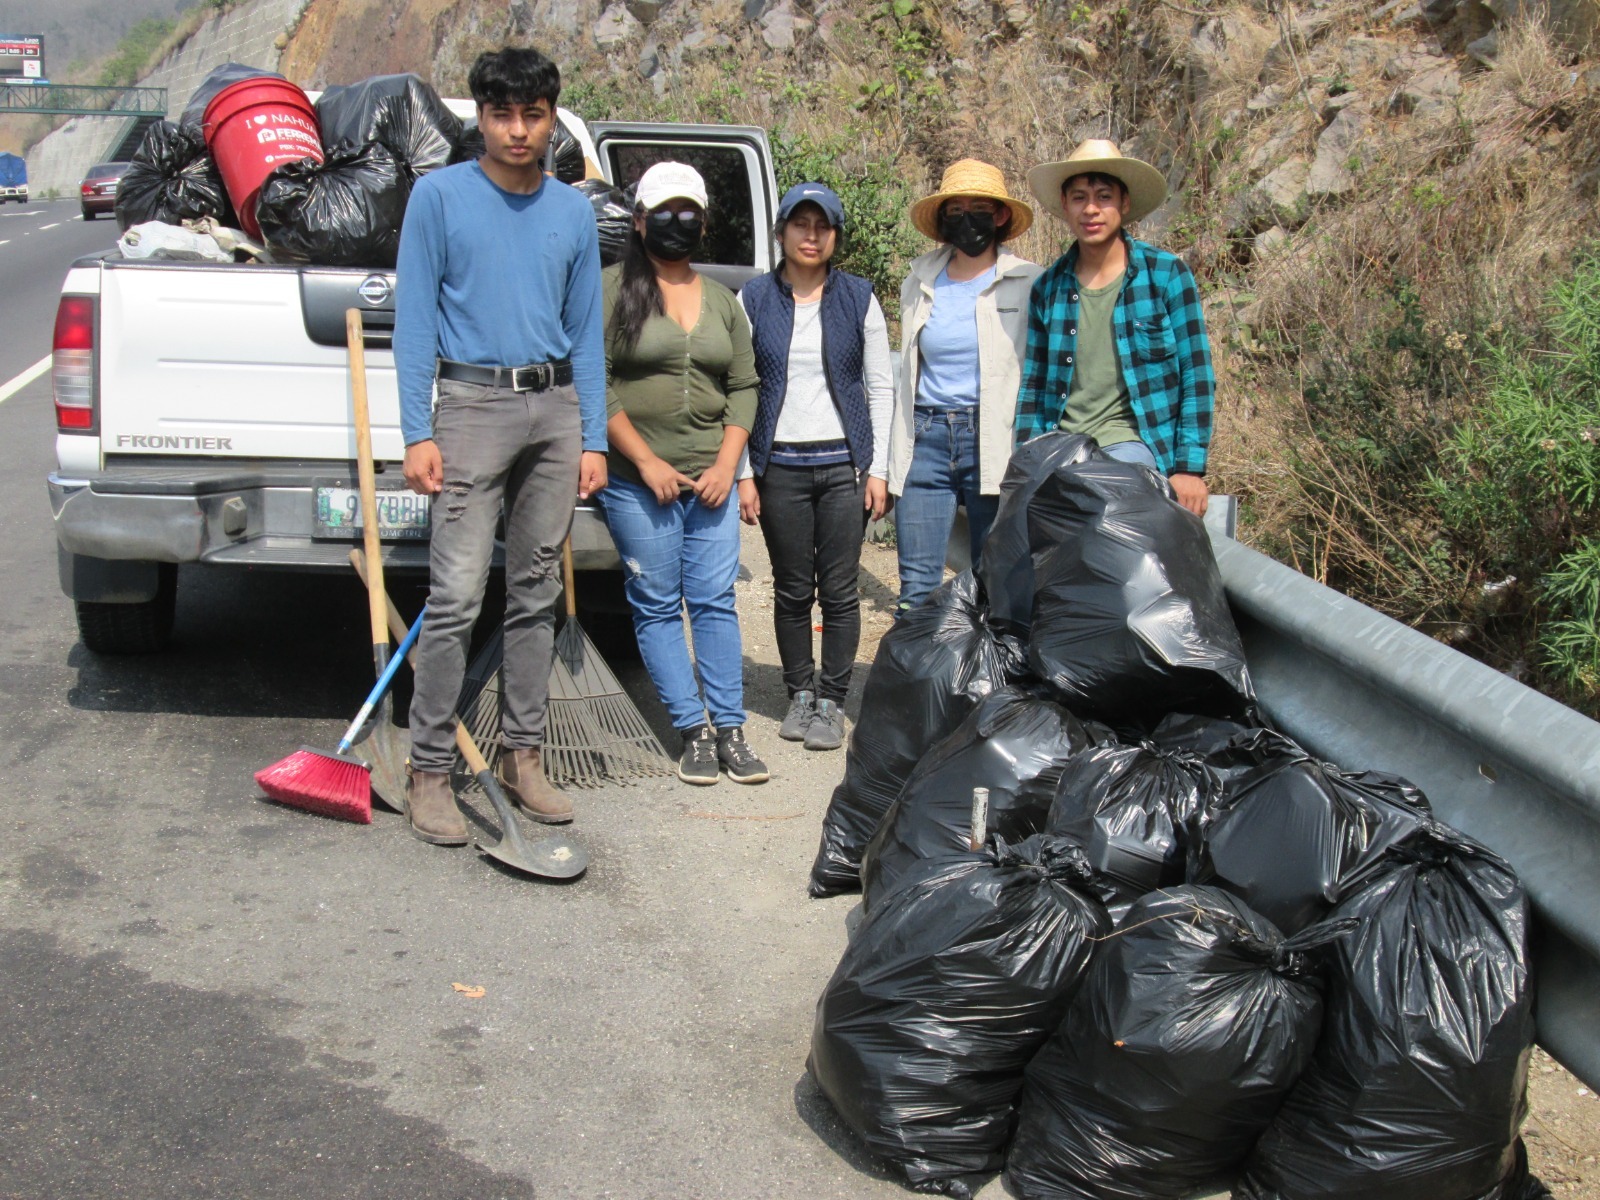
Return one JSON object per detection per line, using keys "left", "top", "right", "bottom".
{"left": 737, "top": 182, "right": 894, "bottom": 751}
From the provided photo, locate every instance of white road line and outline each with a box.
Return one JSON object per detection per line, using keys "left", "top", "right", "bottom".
{"left": 0, "top": 355, "right": 52, "bottom": 406}
{"left": 0, "top": 240, "right": 8, "bottom": 246}
{"left": 38, "top": 222, "right": 59, "bottom": 231}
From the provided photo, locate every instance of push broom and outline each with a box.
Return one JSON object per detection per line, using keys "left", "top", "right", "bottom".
{"left": 254, "top": 611, "right": 424, "bottom": 822}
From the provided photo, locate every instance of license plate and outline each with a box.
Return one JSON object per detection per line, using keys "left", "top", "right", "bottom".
{"left": 314, "top": 486, "right": 430, "bottom": 539}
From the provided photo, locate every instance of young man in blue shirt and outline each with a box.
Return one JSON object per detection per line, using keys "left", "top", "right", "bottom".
{"left": 393, "top": 46, "right": 607, "bottom": 844}
{"left": 1013, "top": 140, "right": 1215, "bottom": 516}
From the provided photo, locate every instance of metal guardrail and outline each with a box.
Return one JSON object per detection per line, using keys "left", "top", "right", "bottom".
{"left": 0, "top": 84, "right": 167, "bottom": 117}
{"left": 1213, "top": 534, "right": 1600, "bottom": 1092}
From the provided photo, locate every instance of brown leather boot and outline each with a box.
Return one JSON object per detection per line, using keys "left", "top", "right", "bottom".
{"left": 497, "top": 747, "right": 573, "bottom": 825}
{"left": 405, "top": 767, "right": 468, "bottom": 845}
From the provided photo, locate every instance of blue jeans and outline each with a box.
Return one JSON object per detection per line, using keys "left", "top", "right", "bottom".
{"left": 1102, "top": 438, "right": 1158, "bottom": 468}
{"left": 894, "top": 407, "right": 998, "bottom": 611}
{"left": 600, "top": 476, "right": 746, "bottom": 732}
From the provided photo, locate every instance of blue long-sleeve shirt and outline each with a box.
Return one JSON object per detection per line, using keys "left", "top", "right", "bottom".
{"left": 393, "top": 161, "right": 607, "bottom": 451}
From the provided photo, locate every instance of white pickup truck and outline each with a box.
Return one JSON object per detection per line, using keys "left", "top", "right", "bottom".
{"left": 46, "top": 106, "right": 779, "bottom": 652}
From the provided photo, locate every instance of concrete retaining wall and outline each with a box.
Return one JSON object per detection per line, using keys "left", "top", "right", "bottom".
{"left": 23, "top": 0, "right": 309, "bottom": 198}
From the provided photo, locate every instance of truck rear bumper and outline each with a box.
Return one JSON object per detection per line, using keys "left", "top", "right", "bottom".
{"left": 48, "top": 464, "right": 620, "bottom": 588}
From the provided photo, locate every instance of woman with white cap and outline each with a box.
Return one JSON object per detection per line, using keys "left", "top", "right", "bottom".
{"left": 1012, "top": 139, "right": 1215, "bottom": 516}
{"left": 888, "top": 159, "right": 1041, "bottom": 615}
{"left": 736, "top": 182, "right": 894, "bottom": 752}
{"left": 600, "top": 160, "right": 769, "bottom": 786}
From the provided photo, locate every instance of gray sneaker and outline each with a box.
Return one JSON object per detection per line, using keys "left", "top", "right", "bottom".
{"left": 779, "top": 690, "right": 815, "bottom": 741}
{"left": 677, "top": 724, "right": 719, "bottom": 786}
{"left": 804, "top": 699, "right": 846, "bottom": 751}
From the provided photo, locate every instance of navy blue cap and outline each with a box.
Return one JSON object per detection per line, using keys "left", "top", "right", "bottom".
{"left": 777, "top": 182, "right": 845, "bottom": 228}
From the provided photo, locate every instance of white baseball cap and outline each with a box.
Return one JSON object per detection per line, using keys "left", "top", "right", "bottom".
{"left": 634, "top": 161, "right": 708, "bottom": 212}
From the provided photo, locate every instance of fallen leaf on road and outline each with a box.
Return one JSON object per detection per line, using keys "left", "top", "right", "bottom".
{"left": 452, "top": 982, "right": 486, "bottom": 998}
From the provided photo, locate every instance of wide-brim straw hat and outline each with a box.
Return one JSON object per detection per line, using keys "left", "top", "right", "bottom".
{"left": 1027, "top": 140, "right": 1168, "bottom": 224}
{"left": 910, "top": 159, "right": 1035, "bottom": 242}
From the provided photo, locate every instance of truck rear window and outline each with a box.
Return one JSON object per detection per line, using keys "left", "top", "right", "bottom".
{"left": 607, "top": 144, "right": 755, "bottom": 269}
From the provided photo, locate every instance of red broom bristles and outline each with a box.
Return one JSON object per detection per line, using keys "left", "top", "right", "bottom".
{"left": 254, "top": 746, "right": 373, "bottom": 824}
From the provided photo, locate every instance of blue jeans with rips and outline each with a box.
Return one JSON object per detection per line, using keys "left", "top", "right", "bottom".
{"left": 600, "top": 475, "right": 746, "bottom": 732}
{"left": 894, "top": 407, "right": 999, "bottom": 612}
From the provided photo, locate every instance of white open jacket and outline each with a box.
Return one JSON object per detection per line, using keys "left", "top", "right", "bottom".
{"left": 887, "top": 244, "right": 1043, "bottom": 496}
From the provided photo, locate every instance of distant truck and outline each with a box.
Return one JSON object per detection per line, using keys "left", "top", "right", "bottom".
{"left": 46, "top": 100, "right": 779, "bottom": 654}
{"left": 0, "top": 152, "right": 27, "bottom": 203}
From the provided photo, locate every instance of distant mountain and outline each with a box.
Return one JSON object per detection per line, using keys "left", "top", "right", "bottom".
{"left": 0, "top": 0, "right": 194, "bottom": 79}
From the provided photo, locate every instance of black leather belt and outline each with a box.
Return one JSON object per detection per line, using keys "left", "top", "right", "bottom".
{"left": 437, "top": 358, "right": 573, "bottom": 393}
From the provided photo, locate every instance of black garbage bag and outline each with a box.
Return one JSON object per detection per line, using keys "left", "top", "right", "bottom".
{"left": 809, "top": 835, "right": 1111, "bottom": 1196}
{"left": 181, "top": 63, "right": 282, "bottom": 129}
{"left": 1188, "top": 748, "right": 1433, "bottom": 934}
{"left": 256, "top": 141, "right": 409, "bottom": 268}
{"left": 1006, "top": 886, "right": 1339, "bottom": 1200}
{"left": 1025, "top": 458, "right": 1255, "bottom": 725}
{"left": 547, "top": 113, "right": 585, "bottom": 183}
{"left": 1045, "top": 743, "right": 1218, "bottom": 905}
{"left": 1238, "top": 823, "right": 1544, "bottom": 1200}
{"left": 576, "top": 178, "right": 633, "bottom": 267}
{"left": 860, "top": 688, "right": 1111, "bottom": 911}
{"left": 115, "top": 121, "right": 236, "bottom": 232}
{"left": 808, "top": 571, "right": 1023, "bottom": 897}
{"left": 979, "top": 431, "right": 1102, "bottom": 635}
{"left": 1146, "top": 713, "right": 1301, "bottom": 788}
{"left": 451, "top": 123, "right": 485, "bottom": 164}
{"left": 313, "top": 73, "right": 462, "bottom": 181}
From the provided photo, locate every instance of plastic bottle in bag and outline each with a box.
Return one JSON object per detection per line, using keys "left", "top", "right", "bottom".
{"left": 809, "top": 835, "right": 1111, "bottom": 1197}
{"left": 860, "top": 687, "right": 1111, "bottom": 911}
{"left": 808, "top": 571, "right": 1024, "bottom": 897}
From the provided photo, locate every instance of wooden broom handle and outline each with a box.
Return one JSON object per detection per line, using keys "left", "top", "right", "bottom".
{"left": 347, "top": 308, "right": 390, "bottom": 663}
{"left": 562, "top": 536, "right": 578, "bottom": 619}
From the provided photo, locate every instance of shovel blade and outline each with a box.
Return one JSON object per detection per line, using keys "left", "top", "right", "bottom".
{"left": 479, "top": 831, "right": 589, "bottom": 880}
{"left": 349, "top": 701, "right": 408, "bottom": 814}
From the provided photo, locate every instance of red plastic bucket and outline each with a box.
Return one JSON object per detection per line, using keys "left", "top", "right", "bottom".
{"left": 202, "top": 77, "right": 323, "bottom": 239}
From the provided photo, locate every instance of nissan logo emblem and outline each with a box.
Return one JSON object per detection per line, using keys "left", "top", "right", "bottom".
{"left": 358, "top": 275, "right": 393, "bottom": 306}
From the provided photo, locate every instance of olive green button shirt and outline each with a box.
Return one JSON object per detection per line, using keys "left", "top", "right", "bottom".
{"left": 603, "top": 264, "right": 760, "bottom": 488}
{"left": 1058, "top": 269, "right": 1142, "bottom": 449}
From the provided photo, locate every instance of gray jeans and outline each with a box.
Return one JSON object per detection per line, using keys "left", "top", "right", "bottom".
{"left": 408, "top": 377, "right": 581, "bottom": 773}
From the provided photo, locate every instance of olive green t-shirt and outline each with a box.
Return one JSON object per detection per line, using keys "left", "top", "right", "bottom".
{"left": 602, "top": 264, "right": 760, "bottom": 488}
{"left": 1058, "top": 270, "right": 1141, "bottom": 449}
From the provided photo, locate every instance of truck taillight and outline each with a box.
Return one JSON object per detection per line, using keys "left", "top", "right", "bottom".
{"left": 53, "top": 295, "right": 96, "bottom": 432}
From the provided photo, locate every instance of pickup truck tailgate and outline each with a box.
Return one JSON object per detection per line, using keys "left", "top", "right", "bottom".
{"left": 98, "top": 261, "right": 406, "bottom": 462}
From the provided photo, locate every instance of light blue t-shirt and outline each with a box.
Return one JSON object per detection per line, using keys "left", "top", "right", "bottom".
{"left": 914, "top": 264, "right": 995, "bottom": 409}
{"left": 393, "top": 161, "right": 606, "bottom": 450}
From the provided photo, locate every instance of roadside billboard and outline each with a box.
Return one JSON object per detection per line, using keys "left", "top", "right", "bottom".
{"left": 0, "top": 35, "right": 44, "bottom": 81}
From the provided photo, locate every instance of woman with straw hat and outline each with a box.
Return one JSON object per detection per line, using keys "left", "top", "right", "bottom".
{"left": 1012, "top": 139, "right": 1215, "bottom": 515}
{"left": 887, "top": 158, "right": 1040, "bottom": 615}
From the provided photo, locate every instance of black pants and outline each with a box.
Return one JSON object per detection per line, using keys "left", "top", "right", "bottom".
{"left": 755, "top": 462, "right": 868, "bottom": 702}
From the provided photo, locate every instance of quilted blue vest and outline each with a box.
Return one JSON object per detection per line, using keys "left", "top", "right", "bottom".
{"left": 740, "top": 266, "right": 875, "bottom": 475}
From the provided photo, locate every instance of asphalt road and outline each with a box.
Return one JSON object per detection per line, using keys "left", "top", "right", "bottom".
{"left": 0, "top": 209, "right": 924, "bottom": 1200}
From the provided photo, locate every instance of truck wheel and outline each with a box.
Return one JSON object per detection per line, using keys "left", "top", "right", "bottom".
{"left": 74, "top": 564, "right": 177, "bottom": 654}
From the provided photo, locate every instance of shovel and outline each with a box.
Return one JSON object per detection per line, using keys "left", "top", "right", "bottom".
{"left": 351, "top": 550, "right": 589, "bottom": 881}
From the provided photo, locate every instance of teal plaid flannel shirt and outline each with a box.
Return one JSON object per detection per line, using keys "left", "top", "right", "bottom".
{"left": 1012, "top": 234, "right": 1215, "bottom": 475}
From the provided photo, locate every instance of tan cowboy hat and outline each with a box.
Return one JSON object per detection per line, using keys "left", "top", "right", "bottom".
{"left": 910, "top": 159, "right": 1035, "bottom": 242}
{"left": 1027, "top": 139, "right": 1168, "bottom": 224}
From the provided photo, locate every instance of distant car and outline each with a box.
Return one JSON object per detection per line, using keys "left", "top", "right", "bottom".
{"left": 80, "top": 162, "right": 131, "bottom": 220}
{"left": 0, "top": 150, "right": 27, "bottom": 203}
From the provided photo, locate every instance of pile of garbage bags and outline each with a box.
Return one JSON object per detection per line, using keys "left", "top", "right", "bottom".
{"left": 806, "top": 433, "right": 1547, "bottom": 1200}
{"left": 119, "top": 65, "right": 611, "bottom": 269}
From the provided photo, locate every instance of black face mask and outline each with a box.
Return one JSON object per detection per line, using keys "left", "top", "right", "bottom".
{"left": 643, "top": 212, "right": 703, "bottom": 261}
{"left": 940, "top": 210, "right": 998, "bottom": 258}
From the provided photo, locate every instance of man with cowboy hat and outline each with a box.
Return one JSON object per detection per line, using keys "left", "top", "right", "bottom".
{"left": 888, "top": 159, "right": 1040, "bottom": 612}
{"left": 1013, "top": 139, "right": 1215, "bottom": 515}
